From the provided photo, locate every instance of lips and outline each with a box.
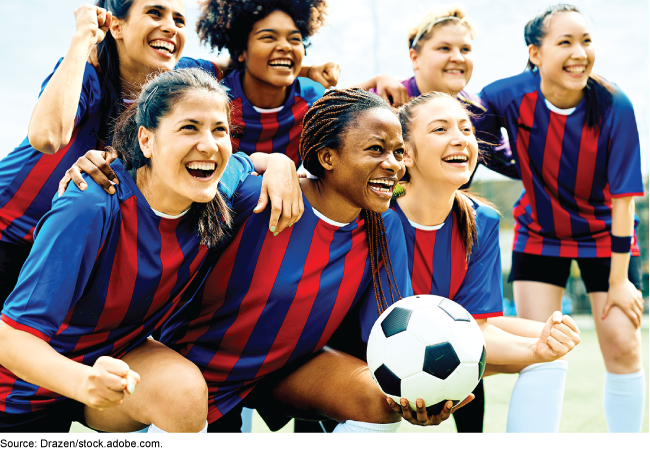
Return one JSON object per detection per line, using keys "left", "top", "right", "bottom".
{"left": 444, "top": 68, "right": 465, "bottom": 75}
{"left": 442, "top": 154, "right": 469, "bottom": 165}
{"left": 185, "top": 161, "right": 216, "bottom": 180}
{"left": 269, "top": 58, "right": 293, "bottom": 69}
{"left": 564, "top": 65, "right": 586, "bottom": 75}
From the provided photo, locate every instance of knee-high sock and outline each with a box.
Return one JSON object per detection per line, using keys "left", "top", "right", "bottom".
{"left": 603, "top": 369, "right": 646, "bottom": 432}
{"left": 147, "top": 421, "right": 208, "bottom": 433}
{"left": 506, "top": 361, "right": 568, "bottom": 432}
{"left": 332, "top": 420, "right": 401, "bottom": 433}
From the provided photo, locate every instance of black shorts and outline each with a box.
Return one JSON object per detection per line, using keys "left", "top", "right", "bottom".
{"left": 0, "top": 400, "right": 85, "bottom": 433}
{"left": 508, "top": 252, "right": 643, "bottom": 293}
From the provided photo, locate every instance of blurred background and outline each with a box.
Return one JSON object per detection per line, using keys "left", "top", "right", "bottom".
{"left": 0, "top": 0, "right": 647, "bottom": 432}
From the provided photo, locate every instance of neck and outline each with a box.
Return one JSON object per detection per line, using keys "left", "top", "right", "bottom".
{"left": 397, "top": 176, "right": 456, "bottom": 226}
{"left": 300, "top": 178, "right": 361, "bottom": 224}
{"left": 413, "top": 72, "right": 460, "bottom": 97}
{"left": 118, "top": 56, "right": 152, "bottom": 99}
{"left": 540, "top": 77, "right": 584, "bottom": 109}
{"left": 242, "top": 70, "right": 289, "bottom": 109}
{"left": 136, "top": 167, "right": 192, "bottom": 216}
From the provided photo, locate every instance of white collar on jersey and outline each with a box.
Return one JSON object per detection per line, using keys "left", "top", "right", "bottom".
{"left": 544, "top": 98, "right": 576, "bottom": 115}
{"left": 252, "top": 105, "right": 284, "bottom": 113}
{"left": 407, "top": 218, "right": 445, "bottom": 231}
{"left": 311, "top": 206, "right": 351, "bottom": 227}
{"left": 151, "top": 207, "right": 190, "bottom": 219}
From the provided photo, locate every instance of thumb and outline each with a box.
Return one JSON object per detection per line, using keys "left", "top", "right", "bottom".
{"left": 254, "top": 191, "right": 268, "bottom": 213}
{"left": 601, "top": 300, "right": 612, "bottom": 320}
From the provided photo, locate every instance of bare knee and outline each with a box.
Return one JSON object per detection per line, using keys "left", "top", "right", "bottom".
{"left": 601, "top": 330, "right": 642, "bottom": 370}
{"left": 350, "top": 377, "right": 401, "bottom": 424}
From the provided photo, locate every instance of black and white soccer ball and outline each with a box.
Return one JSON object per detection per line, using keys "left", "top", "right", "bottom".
{"left": 367, "top": 295, "right": 486, "bottom": 415}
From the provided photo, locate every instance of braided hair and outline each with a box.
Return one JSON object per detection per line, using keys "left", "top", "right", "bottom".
{"left": 112, "top": 68, "right": 232, "bottom": 248}
{"left": 524, "top": 4, "right": 613, "bottom": 129}
{"left": 299, "top": 88, "right": 402, "bottom": 315}
{"left": 197, "top": 0, "right": 328, "bottom": 69}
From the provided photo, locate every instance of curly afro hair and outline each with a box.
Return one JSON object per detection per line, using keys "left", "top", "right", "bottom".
{"left": 197, "top": 0, "right": 328, "bottom": 68}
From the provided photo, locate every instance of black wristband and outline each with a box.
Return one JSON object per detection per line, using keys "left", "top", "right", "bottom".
{"left": 611, "top": 235, "right": 632, "bottom": 253}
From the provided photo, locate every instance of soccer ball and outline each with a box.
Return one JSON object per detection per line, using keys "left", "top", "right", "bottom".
{"left": 367, "top": 295, "right": 486, "bottom": 415}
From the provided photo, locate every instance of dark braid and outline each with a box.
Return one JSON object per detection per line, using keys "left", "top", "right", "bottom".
{"left": 300, "top": 88, "right": 402, "bottom": 314}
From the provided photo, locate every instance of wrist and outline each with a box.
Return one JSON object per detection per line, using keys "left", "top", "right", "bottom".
{"left": 71, "top": 32, "right": 96, "bottom": 55}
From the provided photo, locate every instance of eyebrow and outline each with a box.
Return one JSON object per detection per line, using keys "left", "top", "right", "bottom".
{"left": 255, "top": 28, "right": 302, "bottom": 35}
{"left": 143, "top": 4, "right": 185, "bottom": 19}
{"left": 178, "top": 119, "right": 227, "bottom": 126}
{"left": 558, "top": 33, "right": 590, "bottom": 38}
{"left": 427, "top": 118, "right": 470, "bottom": 126}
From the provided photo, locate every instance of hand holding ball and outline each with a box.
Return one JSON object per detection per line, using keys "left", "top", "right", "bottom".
{"left": 367, "top": 295, "right": 486, "bottom": 415}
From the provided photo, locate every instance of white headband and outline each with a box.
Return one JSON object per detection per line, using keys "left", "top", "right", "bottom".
{"left": 411, "top": 15, "right": 462, "bottom": 49}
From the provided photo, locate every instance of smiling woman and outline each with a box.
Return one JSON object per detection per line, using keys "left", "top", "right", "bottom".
{"left": 0, "top": 68, "right": 254, "bottom": 433}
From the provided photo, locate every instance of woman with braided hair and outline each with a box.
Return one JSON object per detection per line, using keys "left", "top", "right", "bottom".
{"left": 158, "top": 88, "right": 473, "bottom": 433}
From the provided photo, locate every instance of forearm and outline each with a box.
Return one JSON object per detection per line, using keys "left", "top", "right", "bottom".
{"left": 299, "top": 65, "right": 312, "bottom": 78}
{"left": 348, "top": 75, "right": 379, "bottom": 90}
{"left": 0, "top": 321, "right": 88, "bottom": 402}
{"left": 610, "top": 197, "right": 635, "bottom": 284}
{"left": 249, "top": 152, "right": 295, "bottom": 174}
{"left": 479, "top": 321, "right": 538, "bottom": 365}
{"left": 28, "top": 33, "right": 94, "bottom": 154}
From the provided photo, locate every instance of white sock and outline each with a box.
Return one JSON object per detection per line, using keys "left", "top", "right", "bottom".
{"left": 603, "top": 369, "right": 646, "bottom": 432}
{"left": 332, "top": 420, "right": 401, "bottom": 433}
{"left": 147, "top": 421, "right": 208, "bottom": 433}
{"left": 506, "top": 360, "right": 568, "bottom": 433}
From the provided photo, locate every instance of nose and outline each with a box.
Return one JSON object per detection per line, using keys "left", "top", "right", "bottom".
{"left": 196, "top": 130, "right": 219, "bottom": 156}
{"left": 449, "top": 47, "right": 464, "bottom": 62}
{"left": 571, "top": 43, "right": 588, "bottom": 59}
{"left": 276, "top": 38, "right": 291, "bottom": 52}
{"left": 450, "top": 127, "right": 469, "bottom": 149}
{"left": 160, "top": 13, "right": 178, "bottom": 36}
{"left": 381, "top": 151, "right": 401, "bottom": 173}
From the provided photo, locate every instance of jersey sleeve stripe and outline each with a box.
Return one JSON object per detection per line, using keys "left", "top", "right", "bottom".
{"left": 1, "top": 314, "right": 51, "bottom": 343}
{"left": 610, "top": 192, "right": 645, "bottom": 198}
{"left": 472, "top": 311, "right": 504, "bottom": 319}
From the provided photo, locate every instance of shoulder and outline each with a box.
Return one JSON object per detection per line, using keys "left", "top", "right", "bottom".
{"left": 609, "top": 85, "right": 635, "bottom": 112}
{"left": 461, "top": 194, "right": 500, "bottom": 233}
{"left": 218, "top": 152, "right": 255, "bottom": 200}
{"left": 381, "top": 208, "right": 407, "bottom": 238}
{"left": 295, "top": 77, "right": 325, "bottom": 104}
{"left": 481, "top": 71, "right": 538, "bottom": 103}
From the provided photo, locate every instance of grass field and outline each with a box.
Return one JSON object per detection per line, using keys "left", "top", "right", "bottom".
{"left": 70, "top": 327, "right": 649, "bottom": 433}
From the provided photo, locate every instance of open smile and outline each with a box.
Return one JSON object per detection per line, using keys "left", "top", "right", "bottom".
{"left": 149, "top": 39, "right": 176, "bottom": 58}
{"left": 368, "top": 178, "right": 397, "bottom": 197}
{"left": 185, "top": 161, "right": 216, "bottom": 180}
{"left": 269, "top": 58, "right": 294, "bottom": 70}
{"left": 563, "top": 64, "right": 587, "bottom": 76}
{"left": 442, "top": 154, "right": 469, "bottom": 167}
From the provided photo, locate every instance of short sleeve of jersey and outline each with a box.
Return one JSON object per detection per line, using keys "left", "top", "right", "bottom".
{"left": 38, "top": 58, "right": 101, "bottom": 126}
{"left": 453, "top": 203, "right": 503, "bottom": 318}
{"left": 296, "top": 77, "right": 326, "bottom": 105}
{"left": 175, "top": 57, "right": 220, "bottom": 80}
{"left": 606, "top": 90, "right": 645, "bottom": 197}
{"left": 358, "top": 210, "right": 413, "bottom": 343}
{"left": 1, "top": 177, "right": 116, "bottom": 338}
{"left": 218, "top": 152, "right": 255, "bottom": 202}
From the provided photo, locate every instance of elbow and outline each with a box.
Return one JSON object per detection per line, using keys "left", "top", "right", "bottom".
{"left": 28, "top": 130, "right": 65, "bottom": 155}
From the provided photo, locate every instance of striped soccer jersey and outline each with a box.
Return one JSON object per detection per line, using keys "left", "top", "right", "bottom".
{"left": 161, "top": 176, "right": 412, "bottom": 423}
{"left": 475, "top": 70, "right": 644, "bottom": 258}
{"left": 0, "top": 59, "right": 101, "bottom": 245}
{"left": 0, "top": 154, "right": 253, "bottom": 414}
{"left": 391, "top": 198, "right": 503, "bottom": 319}
{"left": 176, "top": 58, "right": 325, "bottom": 166}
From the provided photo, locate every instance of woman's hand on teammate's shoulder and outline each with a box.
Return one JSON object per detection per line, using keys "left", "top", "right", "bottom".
{"left": 78, "top": 356, "right": 140, "bottom": 410}
{"left": 253, "top": 153, "right": 304, "bottom": 235}
{"left": 58, "top": 148, "right": 119, "bottom": 197}
{"left": 306, "top": 62, "right": 341, "bottom": 89}
{"left": 74, "top": 4, "right": 112, "bottom": 48}
{"left": 534, "top": 311, "right": 581, "bottom": 361}
{"left": 373, "top": 75, "right": 410, "bottom": 107}
{"left": 387, "top": 395, "right": 474, "bottom": 426}
{"left": 602, "top": 279, "right": 645, "bottom": 328}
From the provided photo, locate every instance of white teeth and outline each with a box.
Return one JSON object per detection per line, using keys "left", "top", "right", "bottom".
{"left": 150, "top": 40, "right": 175, "bottom": 54}
{"left": 564, "top": 66, "right": 585, "bottom": 74}
{"left": 186, "top": 162, "right": 216, "bottom": 171}
{"left": 442, "top": 155, "right": 468, "bottom": 162}
{"left": 269, "top": 59, "right": 292, "bottom": 67}
{"left": 368, "top": 179, "right": 395, "bottom": 193}
{"left": 445, "top": 70, "right": 463, "bottom": 74}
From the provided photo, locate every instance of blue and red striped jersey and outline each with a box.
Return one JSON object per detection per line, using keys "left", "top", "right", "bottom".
{"left": 0, "top": 58, "right": 102, "bottom": 245}
{"left": 161, "top": 176, "right": 411, "bottom": 423}
{"left": 475, "top": 70, "right": 643, "bottom": 258}
{"left": 0, "top": 154, "right": 254, "bottom": 414}
{"left": 391, "top": 198, "right": 503, "bottom": 319}
{"left": 176, "top": 58, "right": 325, "bottom": 166}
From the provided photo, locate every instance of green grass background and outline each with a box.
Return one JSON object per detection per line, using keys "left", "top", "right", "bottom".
{"left": 71, "top": 329, "right": 648, "bottom": 433}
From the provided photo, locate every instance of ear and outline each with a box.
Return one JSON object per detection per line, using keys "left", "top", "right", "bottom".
{"left": 110, "top": 16, "right": 124, "bottom": 41}
{"left": 528, "top": 44, "right": 541, "bottom": 67}
{"left": 238, "top": 51, "right": 246, "bottom": 63}
{"left": 138, "top": 126, "right": 154, "bottom": 159}
{"left": 409, "top": 48, "right": 419, "bottom": 71}
{"left": 403, "top": 143, "right": 416, "bottom": 168}
{"left": 317, "top": 147, "right": 337, "bottom": 173}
